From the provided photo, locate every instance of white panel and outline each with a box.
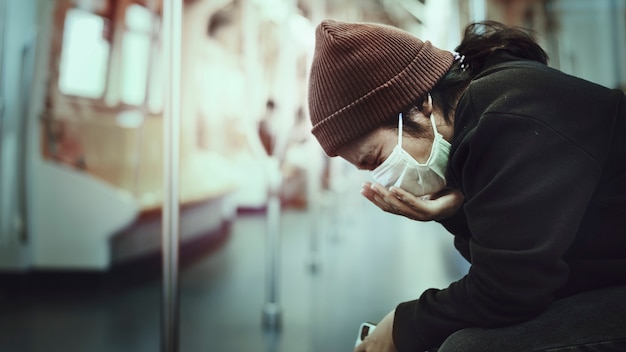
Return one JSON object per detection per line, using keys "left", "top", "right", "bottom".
{"left": 31, "top": 162, "right": 139, "bottom": 269}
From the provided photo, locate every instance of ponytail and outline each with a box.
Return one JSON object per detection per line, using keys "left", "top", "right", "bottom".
{"left": 431, "top": 21, "right": 548, "bottom": 123}
{"left": 455, "top": 21, "right": 548, "bottom": 76}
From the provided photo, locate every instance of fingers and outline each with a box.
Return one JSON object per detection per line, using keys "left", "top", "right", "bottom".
{"left": 361, "top": 183, "right": 464, "bottom": 221}
{"left": 392, "top": 186, "right": 464, "bottom": 220}
{"left": 388, "top": 186, "right": 433, "bottom": 220}
{"left": 362, "top": 183, "right": 403, "bottom": 214}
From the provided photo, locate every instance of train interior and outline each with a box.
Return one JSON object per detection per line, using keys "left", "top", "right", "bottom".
{"left": 0, "top": 0, "right": 624, "bottom": 351}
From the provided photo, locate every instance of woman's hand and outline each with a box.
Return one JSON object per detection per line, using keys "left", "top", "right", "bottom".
{"left": 354, "top": 309, "right": 397, "bottom": 352}
{"left": 361, "top": 182, "right": 464, "bottom": 221}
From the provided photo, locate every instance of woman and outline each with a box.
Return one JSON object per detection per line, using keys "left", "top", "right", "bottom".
{"left": 307, "top": 20, "right": 626, "bottom": 351}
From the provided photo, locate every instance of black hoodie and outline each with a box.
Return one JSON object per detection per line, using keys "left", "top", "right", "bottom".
{"left": 392, "top": 53, "right": 626, "bottom": 351}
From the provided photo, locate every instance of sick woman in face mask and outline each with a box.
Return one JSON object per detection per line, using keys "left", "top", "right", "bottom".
{"left": 308, "top": 20, "right": 626, "bottom": 352}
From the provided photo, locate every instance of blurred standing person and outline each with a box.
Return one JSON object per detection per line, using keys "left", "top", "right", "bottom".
{"left": 307, "top": 20, "right": 626, "bottom": 352}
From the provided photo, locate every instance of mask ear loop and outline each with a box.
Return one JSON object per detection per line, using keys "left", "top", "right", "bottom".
{"left": 398, "top": 112, "right": 403, "bottom": 147}
{"left": 393, "top": 112, "right": 406, "bottom": 188}
{"left": 427, "top": 94, "right": 439, "bottom": 135}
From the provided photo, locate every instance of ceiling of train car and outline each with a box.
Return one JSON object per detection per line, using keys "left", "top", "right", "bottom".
{"left": 301, "top": 0, "right": 427, "bottom": 28}
{"left": 194, "top": 0, "right": 428, "bottom": 30}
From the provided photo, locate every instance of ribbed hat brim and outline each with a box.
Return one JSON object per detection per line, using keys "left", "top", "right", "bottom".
{"left": 308, "top": 20, "right": 453, "bottom": 156}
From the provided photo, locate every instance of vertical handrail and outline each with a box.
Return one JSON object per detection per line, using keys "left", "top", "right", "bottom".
{"left": 610, "top": 0, "right": 625, "bottom": 88}
{"left": 0, "top": 0, "right": 7, "bottom": 244}
{"left": 257, "top": 0, "right": 297, "bottom": 333}
{"left": 306, "top": 0, "right": 326, "bottom": 274}
{"left": 262, "top": 157, "right": 283, "bottom": 332}
{"left": 0, "top": 0, "right": 6, "bottom": 144}
{"left": 17, "top": 30, "right": 37, "bottom": 244}
{"left": 161, "top": 0, "right": 182, "bottom": 351}
{"left": 471, "top": 0, "right": 487, "bottom": 23}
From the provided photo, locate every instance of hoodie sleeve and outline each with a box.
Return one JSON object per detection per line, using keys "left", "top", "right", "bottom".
{"left": 392, "top": 109, "right": 603, "bottom": 351}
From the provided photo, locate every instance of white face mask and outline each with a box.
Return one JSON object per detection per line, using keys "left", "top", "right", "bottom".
{"left": 371, "top": 110, "right": 451, "bottom": 197}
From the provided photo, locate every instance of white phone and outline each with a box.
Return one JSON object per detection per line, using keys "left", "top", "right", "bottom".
{"left": 354, "top": 322, "right": 377, "bottom": 347}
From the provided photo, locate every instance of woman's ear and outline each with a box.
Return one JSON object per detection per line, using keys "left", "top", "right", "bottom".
{"left": 420, "top": 94, "right": 434, "bottom": 116}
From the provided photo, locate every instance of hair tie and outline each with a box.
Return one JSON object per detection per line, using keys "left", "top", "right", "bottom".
{"left": 452, "top": 51, "right": 468, "bottom": 71}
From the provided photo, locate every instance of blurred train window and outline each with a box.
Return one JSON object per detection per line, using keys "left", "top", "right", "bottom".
{"left": 120, "top": 4, "right": 153, "bottom": 106}
{"left": 58, "top": 8, "right": 110, "bottom": 98}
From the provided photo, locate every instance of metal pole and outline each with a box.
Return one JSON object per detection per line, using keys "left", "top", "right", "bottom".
{"left": 0, "top": 0, "right": 7, "bottom": 242}
{"left": 259, "top": 0, "right": 296, "bottom": 333}
{"left": 17, "top": 28, "right": 36, "bottom": 244}
{"left": 161, "top": 0, "right": 182, "bottom": 351}
{"left": 0, "top": 0, "right": 6, "bottom": 141}
{"left": 306, "top": 0, "right": 326, "bottom": 275}
{"left": 471, "top": 0, "right": 487, "bottom": 23}
{"left": 262, "top": 157, "right": 283, "bottom": 331}
{"left": 610, "top": 0, "right": 625, "bottom": 88}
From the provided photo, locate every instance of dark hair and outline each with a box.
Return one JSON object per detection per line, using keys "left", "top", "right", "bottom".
{"left": 381, "top": 21, "right": 548, "bottom": 136}
{"left": 431, "top": 21, "right": 549, "bottom": 123}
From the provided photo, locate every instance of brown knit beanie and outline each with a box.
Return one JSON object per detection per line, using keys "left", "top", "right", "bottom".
{"left": 308, "top": 20, "right": 454, "bottom": 156}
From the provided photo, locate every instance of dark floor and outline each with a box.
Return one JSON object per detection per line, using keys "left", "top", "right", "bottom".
{"left": 0, "top": 178, "right": 469, "bottom": 352}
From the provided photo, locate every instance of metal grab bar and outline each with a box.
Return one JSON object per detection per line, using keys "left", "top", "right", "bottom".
{"left": 161, "top": 0, "right": 182, "bottom": 351}
{"left": 0, "top": 0, "right": 6, "bottom": 245}
{"left": 16, "top": 29, "right": 37, "bottom": 244}
{"left": 0, "top": 0, "right": 7, "bottom": 189}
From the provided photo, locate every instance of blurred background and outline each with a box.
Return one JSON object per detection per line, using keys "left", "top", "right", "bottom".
{"left": 0, "top": 0, "right": 624, "bottom": 351}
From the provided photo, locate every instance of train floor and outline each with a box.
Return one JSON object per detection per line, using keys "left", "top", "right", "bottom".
{"left": 0, "top": 184, "right": 469, "bottom": 352}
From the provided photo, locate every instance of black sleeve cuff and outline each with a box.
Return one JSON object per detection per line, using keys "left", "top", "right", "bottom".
{"left": 393, "top": 300, "right": 427, "bottom": 352}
